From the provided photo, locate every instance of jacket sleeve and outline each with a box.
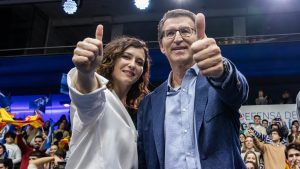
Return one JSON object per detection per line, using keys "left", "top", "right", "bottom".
{"left": 208, "top": 58, "right": 249, "bottom": 111}
{"left": 137, "top": 97, "right": 147, "bottom": 169}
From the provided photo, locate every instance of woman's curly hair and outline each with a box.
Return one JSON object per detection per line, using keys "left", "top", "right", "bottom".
{"left": 97, "top": 36, "right": 151, "bottom": 112}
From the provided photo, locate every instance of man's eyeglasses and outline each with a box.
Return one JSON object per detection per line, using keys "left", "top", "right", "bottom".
{"left": 162, "top": 27, "right": 195, "bottom": 39}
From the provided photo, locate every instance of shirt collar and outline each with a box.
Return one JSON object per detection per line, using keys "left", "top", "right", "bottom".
{"left": 167, "top": 64, "right": 199, "bottom": 91}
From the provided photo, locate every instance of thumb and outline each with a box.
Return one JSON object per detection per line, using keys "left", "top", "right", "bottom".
{"left": 195, "top": 13, "right": 206, "bottom": 39}
{"left": 95, "top": 24, "right": 103, "bottom": 41}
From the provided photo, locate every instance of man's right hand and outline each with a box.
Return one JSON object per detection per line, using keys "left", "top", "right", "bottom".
{"left": 72, "top": 24, "right": 104, "bottom": 75}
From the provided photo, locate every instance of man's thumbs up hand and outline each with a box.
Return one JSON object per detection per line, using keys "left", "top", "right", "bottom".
{"left": 191, "top": 13, "right": 224, "bottom": 78}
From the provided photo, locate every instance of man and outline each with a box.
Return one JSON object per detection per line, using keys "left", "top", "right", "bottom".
{"left": 244, "top": 115, "right": 266, "bottom": 137}
{"left": 286, "top": 143, "right": 300, "bottom": 169}
{"left": 16, "top": 133, "right": 44, "bottom": 169}
{"left": 262, "top": 119, "right": 268, "bottom": 128}
{"left": 137, "top": 9, "right": 248, "bottom": 169}
{"left": 249, "top": 128, "right": 286, "bottom": 169}
{"left": 253, "top": 115, "right": 266, "bottom": 134}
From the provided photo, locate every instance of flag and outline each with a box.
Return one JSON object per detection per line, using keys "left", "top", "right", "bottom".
{"left": 0, "top": 123, "right": 15, "bottom": 144}
{"left": 0, "top": 92, "right": 11, "bottom": 112}
{"left": 43, "top": 119, "right": 55, "bottom": 150}
{"left": 0, "top": 108, "right": 14, "bottom": 122}
{"left": 58, "top": 136, "right": 70, "bottom": 150}
{"left": 60, "top": 73, "right": 69, "bottom": 95}
{"left": 0, "top": 108, "right": 44, "bottom": 128}
{"left": 29, "top": 96, "right": 50, "bottom": 113}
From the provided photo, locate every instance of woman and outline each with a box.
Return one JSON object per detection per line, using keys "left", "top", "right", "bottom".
{"left": 65, "top": 25, "right": 150, "bottom": 169}
{"left": 245, "top": 161, "right": 258, "bottom": 169}
{"left": 240, "top": 133, "right": 246, "bottom": 148}
{"left": 241, "top": 136, "right": 261, "bottom": 163}
{"left": 288, "top": 124, "right": 300, "bottom": 143}
{"left": 243, "top": 151, "right": 259, "bottom": 169}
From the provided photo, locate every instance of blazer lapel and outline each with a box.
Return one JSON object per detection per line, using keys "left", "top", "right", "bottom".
{"left": 151, "top": 82, "right": 167, "bottom": 168}
{"left": 195, "top": 76, "right": 209, "bottom": 136}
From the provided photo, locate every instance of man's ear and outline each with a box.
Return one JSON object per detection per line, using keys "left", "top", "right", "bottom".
{"left": 159, "top": 42, "right": 165, "bottom": 54}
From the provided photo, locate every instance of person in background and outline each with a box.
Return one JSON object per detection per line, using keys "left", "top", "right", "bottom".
{"left": 255, "top": 90, "right": 268, "bottom": 105}
{"left": 245, "top": 161, "right": 258, "bottom": 169}
{"left": 27, "top": 150, "right": 62, "bottom": 169}
{"left": 288, "top": 125, "right": 300, "bottom": 144}
{"left": 297, "top": 92, "right": 300, "bottom": 122}
{"left": 0, "top": 158, "right": 12, "bottom": 169}
{"left": 66, "top": 24, "right": 150, "bottom": 169}
{"left": 266, "top": 116, "right": 289, "bottom": 140}
{"left": 241, "top": 136, "right": 261, "bottom": 164}
{"left": 280, "top": 90, "right": 293, "bottom": 104}
{"left": 286, "top": 143, "right": 300, "bottom": 169}
{"left": 262, "top": 119, "right": 268, "bottom": 129}
{"left": 138, "top": 9, "right": 248, "bottom": 169}
{"left": 243, "top": 151, "right": 259, "bottom": 169}
{"left": 3, "top": 133, "right": 21, "bottom": 169}
{"left": 240, "top": 133, "right": 246, "bottom": 148}
{"left": 245, "top": 115, "right": 266, "bottom": 137}
{"left": 249, "top": 128, "right": 286, "bottom": 169}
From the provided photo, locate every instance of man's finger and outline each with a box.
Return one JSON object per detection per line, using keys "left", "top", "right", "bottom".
{"left": 95, "top": 24, "right": 103, "bottom": 41}
{"left": 195, "top": 13, "right": 206, "bottom": 39}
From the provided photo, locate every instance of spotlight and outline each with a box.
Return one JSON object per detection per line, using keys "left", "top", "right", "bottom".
{"left": 62, "top": 0, "right": 78, "bottom": 14}
{"left": 134, "top": 0, "right": 149, "bottom": 10}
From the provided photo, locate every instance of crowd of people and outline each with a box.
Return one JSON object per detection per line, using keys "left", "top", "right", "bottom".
{"left": 240, "top": 115, "right": 300, "bottom": 169}
{"left": 0, "top": 115, "right": 71, "bottom": 169}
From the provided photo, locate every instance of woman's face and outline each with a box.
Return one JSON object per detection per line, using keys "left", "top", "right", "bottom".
{"left": 59, "top": 122, "right": 65, "bottom": 130}
{"left": 112, "top": 47, "right": 145, "bottom": 89}
{"left": 292, "top": 125, "right": 298, "bottom": 133}
{"left": 245, "top": 162, "right": 255, "bottom": 169}
{"left": 246, "top": 153, "right": 257, "bottom": 164}
{"left": 245, "top": 137, "right": 254, "bottom": 149}
{"left": 240, "top": 134, "right": 246, "bottom": 143}
{"left": 49, "top": 145, "right": 58, "bottom": 156}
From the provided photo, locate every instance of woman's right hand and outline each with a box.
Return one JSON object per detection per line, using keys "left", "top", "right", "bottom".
{"left": 72, "top": 25, "right": 104, "bottom": 93}
{"left": 72, "top": 24, "right": 104, "bottom": 75}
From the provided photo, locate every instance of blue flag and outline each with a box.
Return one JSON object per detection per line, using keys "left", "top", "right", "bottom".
{"left": 0, "top": 92, "right": 11, "bottom": 112}
{"left": 60, "top": 73, "right": 69, "bottom": 95}
{"left": 29, "top": 96, "right": 51, "bottom": 113}
{"left": 0, "top": 124, "right": 15, "bottom": 144}
{"left": 43, "top": 119, "right": 55, "bottom": 150}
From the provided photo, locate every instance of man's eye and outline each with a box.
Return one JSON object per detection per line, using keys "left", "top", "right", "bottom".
{"left": 166, "top": 31, "right": 175, "bottom": 37}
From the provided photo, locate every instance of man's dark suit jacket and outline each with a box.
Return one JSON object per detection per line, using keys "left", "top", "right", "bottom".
{"left": 137, "top": 61, "right": 249, "bottom": 169}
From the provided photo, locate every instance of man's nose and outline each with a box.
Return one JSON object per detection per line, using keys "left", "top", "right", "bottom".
{"left": 173, "top": 31, "right": 183, "bottom": 42}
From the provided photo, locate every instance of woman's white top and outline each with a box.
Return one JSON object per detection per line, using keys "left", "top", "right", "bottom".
{"left": 65, "top": 68, "right": 138, "bottom": 169}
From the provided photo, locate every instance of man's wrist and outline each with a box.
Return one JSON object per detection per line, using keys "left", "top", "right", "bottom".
{"left": 210, "top": 59, "right": 230, "bottom": 82}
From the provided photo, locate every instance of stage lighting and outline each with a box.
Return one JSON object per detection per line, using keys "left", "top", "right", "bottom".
{"left": 134, "top": 0, "right": 149, "bottom": 10}
{"left": 62, "top": 0, "right": 78, "bottom": 14}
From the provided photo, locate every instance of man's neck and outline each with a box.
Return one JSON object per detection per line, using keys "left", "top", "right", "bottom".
{"left": 170, "top": 63, "right": 193, "bottom": 88}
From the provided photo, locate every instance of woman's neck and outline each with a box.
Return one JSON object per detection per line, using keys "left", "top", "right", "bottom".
{"left": 113, "top": 84, "right": 130, "bottom": 106}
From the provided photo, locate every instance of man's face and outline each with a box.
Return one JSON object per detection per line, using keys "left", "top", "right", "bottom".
{"left": 254, "top": 116, "right": 260, "bottom": 125}
{"left": 33, "top": 138, "right": 43, "bottom": 149}
{"left": 5, "top": 136, "right": 14, "bottom": 144}
{"left": 271, "top": 131, "right": 281, "bottom": 142}
{"left": 262, "top": 121, "right": 268, "bottom": 128}
{"left": 288, "top": 148, "right": 300, "bottom": 166}
{"left": 159, "top": 16, "right": 197, "bottom": 68}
